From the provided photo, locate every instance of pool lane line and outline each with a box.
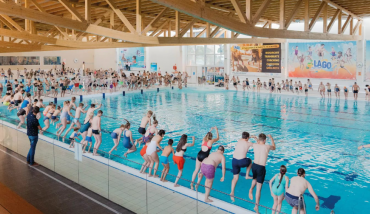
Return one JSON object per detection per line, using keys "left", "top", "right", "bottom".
{"left": 0, "top": 148, "right": 123, "bottom": 214}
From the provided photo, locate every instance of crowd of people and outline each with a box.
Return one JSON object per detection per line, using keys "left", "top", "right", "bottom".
{"left": 2, "top": 67, "right": 369, "bottom": 214}
{"left": 219, "top": 74, "right": 368, "bottom": 100}
{"left": 0, "top": 68, "right": 190, "bottom": 102}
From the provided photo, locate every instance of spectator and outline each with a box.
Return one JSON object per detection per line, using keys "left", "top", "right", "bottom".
{"left": 26, "top": 106, "right": 43, "bottom": 166}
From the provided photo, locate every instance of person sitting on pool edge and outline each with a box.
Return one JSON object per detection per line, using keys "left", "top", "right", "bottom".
{"left": 249, "top": 133, "right": 276, "bottom": 214}
{"left": 230, "top": 132, "right": 256, "bottom": 202}
{"left": 195, "top": 145, "right": 226, "bottom": 203}
{"left": 269, "top": 165, "right": 289, "bottom": 214}
{"left": 285, "top": 168, "right": 320, "bottom": 213}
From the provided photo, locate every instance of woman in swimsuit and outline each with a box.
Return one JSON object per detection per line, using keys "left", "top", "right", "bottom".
{"left": 344, "top": 87, "right": 348, "bottom": 99}
{"left": 173, "top": 135, "right": 195, "bottom": 187}
{"left": 120, "top": 120, "right": 136, "bottom": 158}
{"left": 80, "top": 112, "right": 94, "bottom": 153}
{"left": 269, "top": 165, "right": 289, "bottom": 214}
{"left": 56, "top": 101, "right": 74, "bottom": 137}
{"left": 190, "top": 127, "right": 219, "bottom": 190}
{"left": 140, "top": 130, "right": 165, "bottom": 177}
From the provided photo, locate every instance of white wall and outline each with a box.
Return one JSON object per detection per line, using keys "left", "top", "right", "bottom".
{"left": 146, "top": 46, "right": 183, "bottom": 73}
{"left": 0, "top": 49, "right": 94, "bottom": 71}
{"left": 93, "top": 48, "right": 117, "bottom": 71}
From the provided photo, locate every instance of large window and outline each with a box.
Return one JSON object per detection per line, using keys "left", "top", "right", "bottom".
{"left": 186, "top": 45, "right": 224, "bottom": 66}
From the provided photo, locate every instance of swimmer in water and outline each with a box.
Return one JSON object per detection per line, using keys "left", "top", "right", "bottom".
{"left": 230, "top": 132, "right": 256, "bottom": 202}
{"left": 269, "top": 165, "right": 289, "bottom": 214}
{"left": 285, "top": 168, "right": 320, "bottom": 213}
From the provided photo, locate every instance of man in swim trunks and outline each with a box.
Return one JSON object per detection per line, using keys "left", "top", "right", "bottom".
{"left": 326, "top": 82, "right": 331, "bottom": 98}
{"left": 352, "top": 82, "right": 360, "bottom": 100}
{"left": 91, "top": 110, "right": 103, "bottom": 156}
{"left": 84, "top": 103, "right": 102, "bottom": 121}
{"left": 286, "top": 168, "right": 320, "bottom": 213}
{"left": 248, "top": 133, "right": 276, "bottom": 213}
{"left": 230, "top": 132, "right": 257, "bottom": 202}
{"left": 137, "top": 110, "right": 153, "bottom": 145}
{"left": 196, "top": 145, "right": 226, "bottom": 203}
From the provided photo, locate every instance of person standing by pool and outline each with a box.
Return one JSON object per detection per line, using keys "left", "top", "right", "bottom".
{"left": 159, "top": 139, "right": 174, "bottom": 182}
{"left": 318, "top": 82, "right": 325, "bottom": 98}
{"left": 344, "top": 87, "right": 348, "bottom": 99}
{"left": 307, "top": 79, "right": 313, "bottom": 91}
{"left": 195, "top": 145, "right": 226, "bottom": 202}
{"left": 26, "top": 106, "right": 43, "bottom": 166}
{"left": 352, "top": 82, "right": 360, "bottom": 100}
{"left": 248, "top": 133, "right": 276, "bottom": 214}
{"left": 269, "top": 165, "right": 289, "bottom": 214}
{"left": 91, "top": 110, "right": 103, "bottom": 156}
{"left": 173, "top": 135, "right": 195, "bottom": 187}
{"left": 285, "top": 168, "right": 320, "bottom": 213}
{"left": 137, "top": 110, "right": 153, "bottom": 146}
{"left": 190, "top": 127, "right": 219, "bottom": 190}
{"left": 334, "top": 84, "right": 340, "bottom": 98}
{"left": 326, "top": 82, "right": 332, "bottom": 98}
{"left": 141, "top": 130, "right": 165, "bottom": 177}
{"left": 230, "top": 132, "right": 256, "bottom": 202}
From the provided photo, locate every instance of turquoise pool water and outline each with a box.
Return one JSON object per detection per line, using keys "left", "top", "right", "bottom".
{"left": 1, "top": 87, "right": 370, "bottom": 214}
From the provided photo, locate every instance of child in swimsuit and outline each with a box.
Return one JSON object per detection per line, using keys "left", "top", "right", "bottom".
{"left": 159, "top": 139, "right": 175, "bottom": 182}
{"left": 69, "top": 128, "right": 80, "bottom": 148}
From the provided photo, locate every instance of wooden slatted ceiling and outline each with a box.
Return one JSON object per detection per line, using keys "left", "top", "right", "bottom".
{"left": 5, "top": 0, "right": 361, "bottom": 34}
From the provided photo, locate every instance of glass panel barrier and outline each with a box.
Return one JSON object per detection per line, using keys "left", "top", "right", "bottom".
{"left": 78, "top": 147, "right": 109, "bottom": 198}
{"left": 35, "top": 138, "right": 55, "bottom": 171}
{"left": 0, "top": 119, "right": 4, "bottom": 146}
{"left": 53, "top": 139, "right": 79, "bottom": 183}
{"left": 3, "top": 123, "right": 18, "bottom": 152}
{"left": 108, "top": 153, "right": 147, "bottom": 214}
{"left": 17, "top": 130, "right": 30, "bottom": 157}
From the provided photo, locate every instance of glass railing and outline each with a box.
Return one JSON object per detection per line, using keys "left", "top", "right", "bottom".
{"left": 0, "top": 115, "right": 286, "bottom": 214}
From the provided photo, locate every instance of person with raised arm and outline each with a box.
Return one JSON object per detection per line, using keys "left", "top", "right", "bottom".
{"left": 248, "top": 133, "right": 276, "bottom": 214}
{"left": 285, "top": 168, "right": 320, "bottom": 213}
{"left": 173, "top": 135, "right": 195, "bottom": 187}
{"left": 190, "top": 127, "right": 219, "bottom": 190}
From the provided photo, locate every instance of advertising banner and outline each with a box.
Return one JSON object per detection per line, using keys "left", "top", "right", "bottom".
{"left": 0, "top": 56, "right": 40, "bottom": 65}
{"left": 288, "top": 41, "right": 356, "bottom": 79}
{"left": 117, "top": 47, "right": 145, "bottom": 69}
{"left": 230, "top": 43, "right": 281, "bottom": 73}
{"left": 150, "top": 62, "right": 157, "bottom": 72}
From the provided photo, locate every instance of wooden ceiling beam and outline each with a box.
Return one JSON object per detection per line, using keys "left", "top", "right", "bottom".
{"left": 104, "top": 0, "right": 136, "bottom": 33}
{"left": 149, "top": 20, "right": 168, "bottom": 36}
{"left": 149, "top": 0, "right": 360, "bottom": 40}
{"left": 141, "top": 7, "right": 168, "bottom": 35}
{"left": 0, "top": 16, "right": 15, "bottom": 30}
{"left": 195, "top": 28, "right": 206, "bottom": 38}
{"left": 230, "top": 0, "right": 248, "bottom": 24}
{"left": 0, "top": 3, "right": 158, "bottom": 44}
{"left": 57, "top": 0, "right": 85, "bottom": 22}
{"left": 327, "top": 9, "right": 340, "bottom": 33}
{"left": 0, "top": 15, "right": 25, "bottom": 31}
{"left": 321, "top": 0, "right": 361, "bottom": 21}
{"left": 309, "top": 1, "right": 326, "bottom": 31}
{"left": 341, "top": 15, "right": 351, "bottom": 34}
{"left": 285, "top": 0, "right": 303, "bottom": 29}
{"left": 252, "top": 0, "right": 271, "bottom": 25}
{"left": 178, "top": 18, "right": 197, "bottom": 38}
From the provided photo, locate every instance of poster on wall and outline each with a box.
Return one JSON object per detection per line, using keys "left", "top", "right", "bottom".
{"left": 230, "top": 43, "right": 281, "bottom": 73}
{"left": 202, "top": 66, "right": 225, "bottom": 84}
{"left": 117, "top": 47, "right": 145, "bottom": 70}
{"left": 150, "top": 63, "right": 157, "bottom": 72}
{"left": 44, "top": 56, "right": 61, "bottom": 65}
{"left": 365, "top": 41, "right": 370, "bottom": 81}
{"left": 0, "top": 56, "right": 40, "bottom": 65}
{"left": 288, "top": 41, "right": 356, "bottom": 80}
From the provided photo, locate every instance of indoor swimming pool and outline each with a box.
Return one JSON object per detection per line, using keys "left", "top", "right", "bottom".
{"left": 1, "top": 87, "right": 369, "bottom": 214}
